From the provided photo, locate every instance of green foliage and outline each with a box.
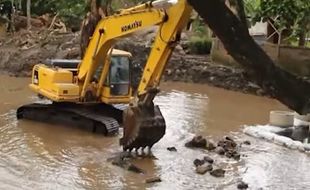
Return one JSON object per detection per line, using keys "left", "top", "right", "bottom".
{"left": 188, "top": 36, "right": 212, "bottom": 54}
{"left": 253, "top": 0, "right": 310, "bottom": 43}
{"left": 244, "top": 0, "right": 260, "bottom": 24}
{"left": 29, "top": 0, "right": 87, "bottom": 18}
{"left": 191, "top": 18, "right": 208, "bottom": 37}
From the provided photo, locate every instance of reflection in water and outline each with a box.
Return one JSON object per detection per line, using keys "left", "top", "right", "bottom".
{"left": 0, "top": 76, "right": 309, "bottom": 189}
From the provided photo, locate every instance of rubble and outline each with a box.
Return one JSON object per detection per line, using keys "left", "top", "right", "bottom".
{"left": 167, "top": 147, "right": 177, "bottom": 152}
{"left": 203, "top": 155, "right": 214, "bottom": 164}
{"left": 206, "top": 140, "right": 216, "bottom": 150}
{"left": 242, "top": 140, "right": 251, "bottom": 145}
{"left": 193, "top": 158, "right": 205, "bottom": 167}
{"left": 0, "top": 29, "right": 80, "bottom": 77}
{"left": 185, "top": 135, "right": 207, "bottom": 148}
{"left": 108, "top": 153, "right": 144, "bottom": 174}
{"left": 210, "top": 169, "right": 225, "bottom": 177}
{"left": 237, "top": 181, "right": 249, "bottom": 189}
{"left": 215, "top": 146, "right": 225, "bottom": 155}
{"left": 196, "top": 164, "right": 213, "bottom": 175}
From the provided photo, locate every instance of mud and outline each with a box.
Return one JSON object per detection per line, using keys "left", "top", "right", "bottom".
{"left": 1, "top": 75, "right": 310, "bottom": 189}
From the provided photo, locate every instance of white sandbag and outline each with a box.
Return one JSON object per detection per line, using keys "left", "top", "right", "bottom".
{"left": 258, "top": 131, "right": 276, "bottom": 141}
{"left": 273, "top": 135, "right": 291, "bottom": 146}
{"left": 304, "top": 144, "right": 310, "bottom": 152}
{"left": 243, "top": 127, "right": 260, "bottom": 138}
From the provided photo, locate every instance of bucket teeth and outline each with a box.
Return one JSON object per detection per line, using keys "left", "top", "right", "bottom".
{"left": 121, "top": 105, "right": 166, "bottom": 151}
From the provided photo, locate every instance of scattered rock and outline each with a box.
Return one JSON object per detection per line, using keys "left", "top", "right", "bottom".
{"left": 145, "top": 176, "right": 162, "bottom": 184}
{"left": 210, "top": 169, "right": 225, "bottom": 178}
{"left": 206, "top": 141, "right": 216, "bottom": 150}
{"left": 185, "top": 136, "right": 207, "bottom": 148}
{"left": 167, "top": 147, "right": 177, "bottom": 152}
{"left": 193, "top": 158, "right": 205, "bottom": 167}
{"left": 233, "top": 153, "right": 241, "bottom": 161}
{"left": 243, "top": 140, "right": 251, "bottom": 145}
{"left": 218, "top": 136, "right": 237, "bottom": 151}
{"left": 237, "top": 181, "right": 249, "bottom": 189}
{"left": 215, "top": 147, "right": 225, "bottom": 155}
{"left": 203, "top": 156, "right": 214, "bottom": 164}
{"left": 127, "top": 164, "right": 145, "bottom": 174}
{"left": 225, "top": 150, "right": 240, "bottom": 160}
{"left": 196, "top": 164, "right": 213, "bottom": 175}
{"left": 109, "top": 153, "right": 144, "bottom": 174}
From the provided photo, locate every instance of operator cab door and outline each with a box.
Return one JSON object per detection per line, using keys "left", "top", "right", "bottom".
{"left": 97, "top": 55, "right": 132, "bottom": 104}
{"left": 109, "top": 56, "right": 130, "bottom": 96}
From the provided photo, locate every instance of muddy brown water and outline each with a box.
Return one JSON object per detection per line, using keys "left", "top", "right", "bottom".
{"left": 0, "top": 75, "right": 310, "bottom": 189}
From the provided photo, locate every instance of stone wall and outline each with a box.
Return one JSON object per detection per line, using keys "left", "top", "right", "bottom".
{"left": 262, "top": 43, "right": 310, "bottom": 76}
{"left": 211, "top": 39, "right": 310, "bottom": 76}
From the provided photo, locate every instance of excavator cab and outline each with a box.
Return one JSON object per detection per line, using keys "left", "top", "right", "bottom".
{"left": 29, "top": 49, "right": 132, "bottom": 104}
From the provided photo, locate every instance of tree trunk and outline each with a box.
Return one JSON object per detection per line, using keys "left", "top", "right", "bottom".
{"left": 235, "top": 0, "right": 247, "bottom": 28}
{"left": 80, "top": 0, "right": 112, "bottom": 57}
{"left": 188, "top": 0, "right": 310, "bottom": 114}
{"left": 18, "top": 0, "right": 22, "bottom": 10}
{"left": 298, "top": 31, "right": 306, "bottom": 47}
{"left": 26, "top": 0, "right": 31, "bottom": 30}
{"left": 9, "top": 0, "right": 15, "bottom": 32}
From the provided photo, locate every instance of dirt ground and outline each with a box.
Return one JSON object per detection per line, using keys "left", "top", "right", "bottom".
{"left": 0, "top": 29, "right": 265, "bottom": 96}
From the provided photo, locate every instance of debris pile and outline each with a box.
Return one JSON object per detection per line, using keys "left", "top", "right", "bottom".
{"left": 0, "top": 29, "right": 80, "bottom": 76}
{"left": 185, "top": 135, "right": 248, "bottom": 180}
{"left": 0, "top": 27, "right": 266, "bottom": 96}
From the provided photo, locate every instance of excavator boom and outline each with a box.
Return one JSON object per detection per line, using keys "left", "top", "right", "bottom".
{"left": 75, "top": 0, "right": 192, "bottom": 150}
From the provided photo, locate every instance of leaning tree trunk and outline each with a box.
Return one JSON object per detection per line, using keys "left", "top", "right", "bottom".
{"left": 188, "top": 0, "right": 310, "bottom": 114}
{"left": 80, "top": 0, "right": 111, "bottom": 57}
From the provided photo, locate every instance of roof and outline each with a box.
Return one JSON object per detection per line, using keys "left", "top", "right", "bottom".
{"left": 111, "top": 49, "right": 132, "bottom": 56}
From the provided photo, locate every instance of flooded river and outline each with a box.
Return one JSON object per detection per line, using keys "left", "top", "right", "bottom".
{"left": 0, "top": 75, "right": 309, "bottom": 189}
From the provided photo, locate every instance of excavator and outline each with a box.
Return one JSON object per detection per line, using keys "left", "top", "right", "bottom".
{"left": 17, "top": 0, "right": 192, "bottom": 151}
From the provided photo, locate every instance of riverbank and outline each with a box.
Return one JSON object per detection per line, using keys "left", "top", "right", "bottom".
{"left": 0, "top": 29, "right": 265, "bottom": 96}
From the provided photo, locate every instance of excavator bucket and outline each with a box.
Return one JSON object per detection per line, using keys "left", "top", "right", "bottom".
{"left": 121, "top": 103, "right": 166, "bottom": 151}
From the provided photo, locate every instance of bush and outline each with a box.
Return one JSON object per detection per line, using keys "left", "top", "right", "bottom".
{"left": 188, "top": 36, "right": 212, "bottom": 54}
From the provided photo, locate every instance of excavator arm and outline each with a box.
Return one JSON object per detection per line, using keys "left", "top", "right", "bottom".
{"left": 77, "top": 0, "right": 192, "bottom": 100}
{"left": 120, "top": 0, "right": 192, "bottom": 150}
{"left": 77, "top": 0, "right": 192, "bottom": 150}
{"left": 77, "top": 6, "right": 166, "bottom": 98}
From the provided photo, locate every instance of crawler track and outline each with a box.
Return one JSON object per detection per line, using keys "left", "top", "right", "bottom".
{"left": 17, "top": 103, "right": 123, "bottom": 135}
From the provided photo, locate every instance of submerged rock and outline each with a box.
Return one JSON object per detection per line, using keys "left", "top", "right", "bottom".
{"left": 127, "top": 164, "right": 145, "bottom": 174}
{"left": 215, "top": 147, "right": 225, "bottom": 155}
{"left": 225, "top": 150, "right": 241, "bottom": 160}
{"left": 203, "top": 156, "right": 214, "bottom": 164}
{"left": 210, "top": 169, "right": 225, "bottom": 177}
{"left": 185, "top": 136, "right": 207, "bottom": 148}
{"left": 206, "top": 141, "right": 216, "bottom": 150}
{"left": 237, "top": 181, "right": 249, "bottom": 189}
{"left": 145, "top": 176, "right": 162, "bottom": 184}
{"left": 167, "top": 147, "right": 177, "bottom": 152}
{"left": 196, "top": 164, "right": 213, "bottom": 175}
{"left": 193, "top": 158, "right": 205, "bottom": 167}
{"left": 243, "top": 140, "right": 251, "bottom": 145}
{"left": 217, "top": 136, "right": 237, "bottom": 151}
{"left": 109, "top": 153, "right": 144, "bottom": 174}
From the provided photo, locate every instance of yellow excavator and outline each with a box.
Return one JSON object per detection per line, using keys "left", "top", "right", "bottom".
{"left": 17, "top": 0, "right": 192, "bottom": 151}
